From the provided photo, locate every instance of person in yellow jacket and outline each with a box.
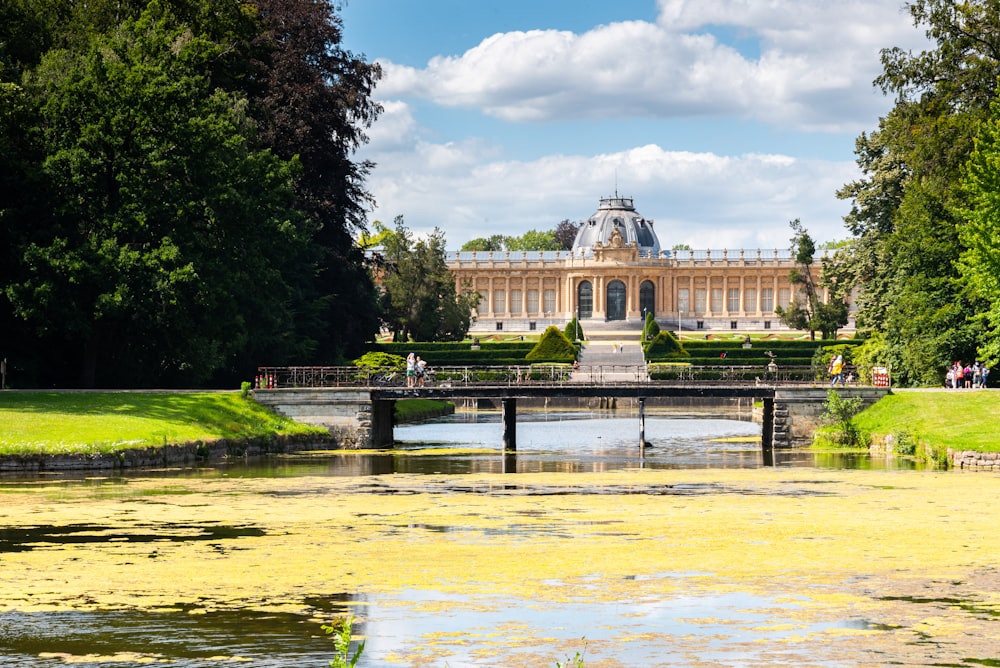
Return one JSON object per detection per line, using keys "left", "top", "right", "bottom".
{"left": 829, "top": 354, "right": 845, "bottom": 386}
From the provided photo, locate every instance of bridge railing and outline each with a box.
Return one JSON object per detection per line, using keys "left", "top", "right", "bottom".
{"left": 254, "top": 364, "right": 858, "bottom": 388}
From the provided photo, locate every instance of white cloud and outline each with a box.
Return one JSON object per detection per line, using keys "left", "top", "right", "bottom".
{"left": 373, "top": 0, "right": 927, "bottom": 132}
{"left": 361, "top": 140, "right": 858, "bottom": 250}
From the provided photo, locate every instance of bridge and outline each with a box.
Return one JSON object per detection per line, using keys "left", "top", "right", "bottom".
{"left": 252, "top": 365, "right": 889, "bottom": 451}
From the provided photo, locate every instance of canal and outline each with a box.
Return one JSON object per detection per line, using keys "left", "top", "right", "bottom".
{"left": 1, "top": 407, "right": 997, "bottom": 666}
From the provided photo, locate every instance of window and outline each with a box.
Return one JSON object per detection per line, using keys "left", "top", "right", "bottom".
{"left": 744, "top": 288, "right": 757, "bottom": 313}
{"left": 760, "top": 288, "right": 774, "bottom": 313}
{"left": 639, "top": 280, "right": 655, "bottom": 317}
{"left": 496, "top": 321, "right": 503, "bottom": 331}
{"left": 764, "top": 320, "right": 771, "bottom": 330}
{"left": 526, "top": 289, "right": 539, "bottom": 314}
{"left": 727, "top": 288, "right": 740, "bottom": 312}
{"left": 510, "top": 289, "right": 523, "bottom": 314}
{"left": 711, "top": 288, "right": 723, "bottom": 313}
{"left": 493, "top": 289, "right": 505, "bottom": 314}
{"left": 577, "top": 281, "right": 593, "bottom": 319}
{"left": 694, "top": 288, "right": 706, "bottom": 313}
{"left": 529, "top": 321, "right": 536, "bottom": 331}
{"left": 778, "top": 288, "right": 790, "bottom": 310}
{"left": 543, "top": 289, "right": 556, "bottom": 313}
{"left": 730, "top": 321, "right": 738, "bottom": 329}
{"left": 677, "top": 288, "right": 690, "bottom": 313}
{"left": 697, "top": 320, "right": 705, "bottom": 329}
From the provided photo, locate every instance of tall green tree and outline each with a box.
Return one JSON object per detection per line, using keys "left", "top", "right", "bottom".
{"left": 837, "top": 0, "right": 993, "bottom": 384}
{"left": 249, "top": 0, "right": 383, "bottom": 364}
{"left": 958, "top": 97, "right": 1000, "bottom": 368}
{"left": 1, "top": 0, "right": 383, "bottom": 387}
{"left": 7, "top": 2, "right": 311, "bottom": 386}
{"left": 775, "top": 219, "right": 849, "bottom": 340}
{"left": 378, "top": 217, "right": 479, "bottom": 342}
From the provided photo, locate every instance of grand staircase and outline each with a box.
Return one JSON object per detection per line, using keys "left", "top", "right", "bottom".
{"left": 572, "top": 340, "right": 648, "bottom": 383}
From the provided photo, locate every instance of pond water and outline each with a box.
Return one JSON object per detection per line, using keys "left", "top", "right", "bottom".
{"left": 2, "top": 408, "right": 980, "bottom": 668}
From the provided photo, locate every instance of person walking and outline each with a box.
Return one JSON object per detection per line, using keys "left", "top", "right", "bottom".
{"left": 829, "top": 354, "right": 845, "bottom": 386}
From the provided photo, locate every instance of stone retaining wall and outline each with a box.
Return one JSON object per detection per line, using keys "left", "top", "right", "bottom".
{"left": 0, "top": 433, "right": 326, "bottom": 472}
{"left": 948, "top": 449, "right": 1000, "bottom": 471}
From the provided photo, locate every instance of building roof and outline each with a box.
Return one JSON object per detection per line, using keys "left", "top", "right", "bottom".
{"left": 572, "top": 196, "right": 662, "bottom": 256}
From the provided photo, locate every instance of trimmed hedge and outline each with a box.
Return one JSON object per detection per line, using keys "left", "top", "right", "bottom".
{"left": 643, "top": 330, "right": 688, "bottom": 359}
{"left": 526, "top": 326, "right": 577, "bottom": 362}
{"left": 368, "top": 339, "right": 577, "bottom": 365}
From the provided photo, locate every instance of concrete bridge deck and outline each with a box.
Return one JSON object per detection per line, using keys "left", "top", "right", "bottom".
{"left": 254, "top": 379, "right": 888, "bottom": 452}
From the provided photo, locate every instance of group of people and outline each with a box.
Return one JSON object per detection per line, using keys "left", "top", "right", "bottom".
{"left": 946, "top": 361, "right": 989, "bottom": 389}
{"left": 405, "top": 352, "right": 429, "bottom": 388}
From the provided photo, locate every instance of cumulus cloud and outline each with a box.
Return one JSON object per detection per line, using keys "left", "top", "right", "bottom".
{"left": 362, "top": 139, "right": 858, "bottom": 250}
{"left": 374, "top": 0, "right": 927, "bottom": 132}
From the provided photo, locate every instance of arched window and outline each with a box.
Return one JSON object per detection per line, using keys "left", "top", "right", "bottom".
{"left": 607, "top": 280, "right": 626, "bottom": 321}
{"left": 577, "top": 281, "right": 593, "bottom": 319}
{"left": 640, "top": 280, "right": 655, "bottom": 318}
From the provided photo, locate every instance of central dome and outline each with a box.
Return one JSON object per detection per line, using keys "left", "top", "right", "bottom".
{"left": 572, "top": 196, "right": 661, "bottom": 256}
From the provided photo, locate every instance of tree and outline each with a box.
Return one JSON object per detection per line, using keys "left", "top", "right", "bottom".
{"left": 461, "top": 235, "right": 507, "bottom": 252}
{"left": 775, "top": 220, "right": 848, "bottom": 340}
{"left": 836, "top": 0, "right": 994, "bottom": 383}
{"left": 7, "top": 3, "right": 312, "bottom": 387}
{"left": 249, "top": 0, "right": 383, "bottom": 365}
{"left": 505, "top": 229, "right": 559, "bottom": 251}
{"left": 0, "top": 0, "right": 384, "bottom": 387}
{"left": 378, "top": 217, "right": 479, "bottom": 342}
{"left": 553, "top": 219, "right": 580, "bottom": 250}
{"left": 958, "top": 97, "right": 1000, "bottom": 369}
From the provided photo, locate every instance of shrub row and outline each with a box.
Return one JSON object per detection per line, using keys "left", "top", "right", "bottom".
{"left": 372, "top": 342, "right": 536, "bottom": 353}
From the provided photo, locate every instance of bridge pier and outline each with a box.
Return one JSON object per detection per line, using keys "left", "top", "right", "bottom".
{"left": 502, "top": 398, "right": 517, "bottom": 451}
{"left": 639, "top": 397, "right": 647, "bottom": 457}
{"left": 761, "top": 398, "right": 774, "bottom": 449}
{"left": 372, "top": 399, "right": 395, "bottom": 448}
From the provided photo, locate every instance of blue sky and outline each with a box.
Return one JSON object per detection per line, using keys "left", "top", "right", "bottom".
{"left": 340, "top": 0, "right": 928, "bottom": 249}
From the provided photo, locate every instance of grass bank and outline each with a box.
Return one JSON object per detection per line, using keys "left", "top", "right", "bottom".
{"left": 395, "top": 398, "right": 454, "bottom": 423}
{"left": 853, "top": 389, "right": 1000, "bottom": 452}
{"left": 0, "top": 391, "right": 326, "bottom": 457}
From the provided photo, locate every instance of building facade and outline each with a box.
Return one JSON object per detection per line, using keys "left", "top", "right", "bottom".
{"left": 447, "top": 196, "right": 853, "bottom": 333}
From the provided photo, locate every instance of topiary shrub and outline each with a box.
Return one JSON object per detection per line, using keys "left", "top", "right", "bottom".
{"left": 643, "top": 330, "right": 688, "bottom": 359}
{"left": 642, "top": 312, "right": 660, "bottom": 342}
{"left": 564, "top": 318, "right": 585, "bottom": 342}
{"left": 526, "top": 326, "right": 577, "bottom": 362}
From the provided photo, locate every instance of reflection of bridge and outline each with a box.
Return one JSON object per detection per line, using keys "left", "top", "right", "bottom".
{"left": 254, "top": 366, "right": 889, "bottom": 451}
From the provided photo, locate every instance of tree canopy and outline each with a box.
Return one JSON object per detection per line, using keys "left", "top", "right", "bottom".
{"left": 0, "top": 0, "right": 381, "bottom": 387}
{"left": 377, "top": 217, "right": 479, "bottom": 342}
{"left": 774, "top": 220, "right": 849, "bottom": 340}
{"left": 837, "top": 0, "right": 998, "bottom": 383}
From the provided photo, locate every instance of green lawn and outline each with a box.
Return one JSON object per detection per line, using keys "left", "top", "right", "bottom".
{"left": 0, "top": 391, "right": 325, "bottom": 456}
{"left": 854, "top": 389, "right": 1000, "bottom": 451}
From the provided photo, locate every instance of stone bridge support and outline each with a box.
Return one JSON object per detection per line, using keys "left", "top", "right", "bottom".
{"left": 253, "top": 388, "right": 384, "bottom": 448}
{"left": 769, "top": 387, "right": 887, "bottom": 448}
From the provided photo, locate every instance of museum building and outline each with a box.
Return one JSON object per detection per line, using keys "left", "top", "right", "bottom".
{"left": 446, "top": 195, "right": 855, "bottom": 333}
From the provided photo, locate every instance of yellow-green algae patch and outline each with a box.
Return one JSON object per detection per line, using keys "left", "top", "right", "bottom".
{"left": 2, "top": 467, "right": 1000, "bottom": 664}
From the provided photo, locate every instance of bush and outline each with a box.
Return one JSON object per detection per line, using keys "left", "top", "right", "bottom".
{"left": 352, "top": 351, "right": 406, "bottom": 371}
{"left": 564, "top": 318, "right": 585, "bottom": 342}
{"left": 819, "top": 389, "right": 868, "bottom": 448}
{"left": 642, "top": 312, "right": 660, "bottom": 342}
{"left": 893, "top": 430, "right": 917, "bottom": 456}
{"left": 643, "top": 330, "right": 688, "bottom": 359}
{"left": 526, "top": 326, "right": 577, "bottom": 362}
